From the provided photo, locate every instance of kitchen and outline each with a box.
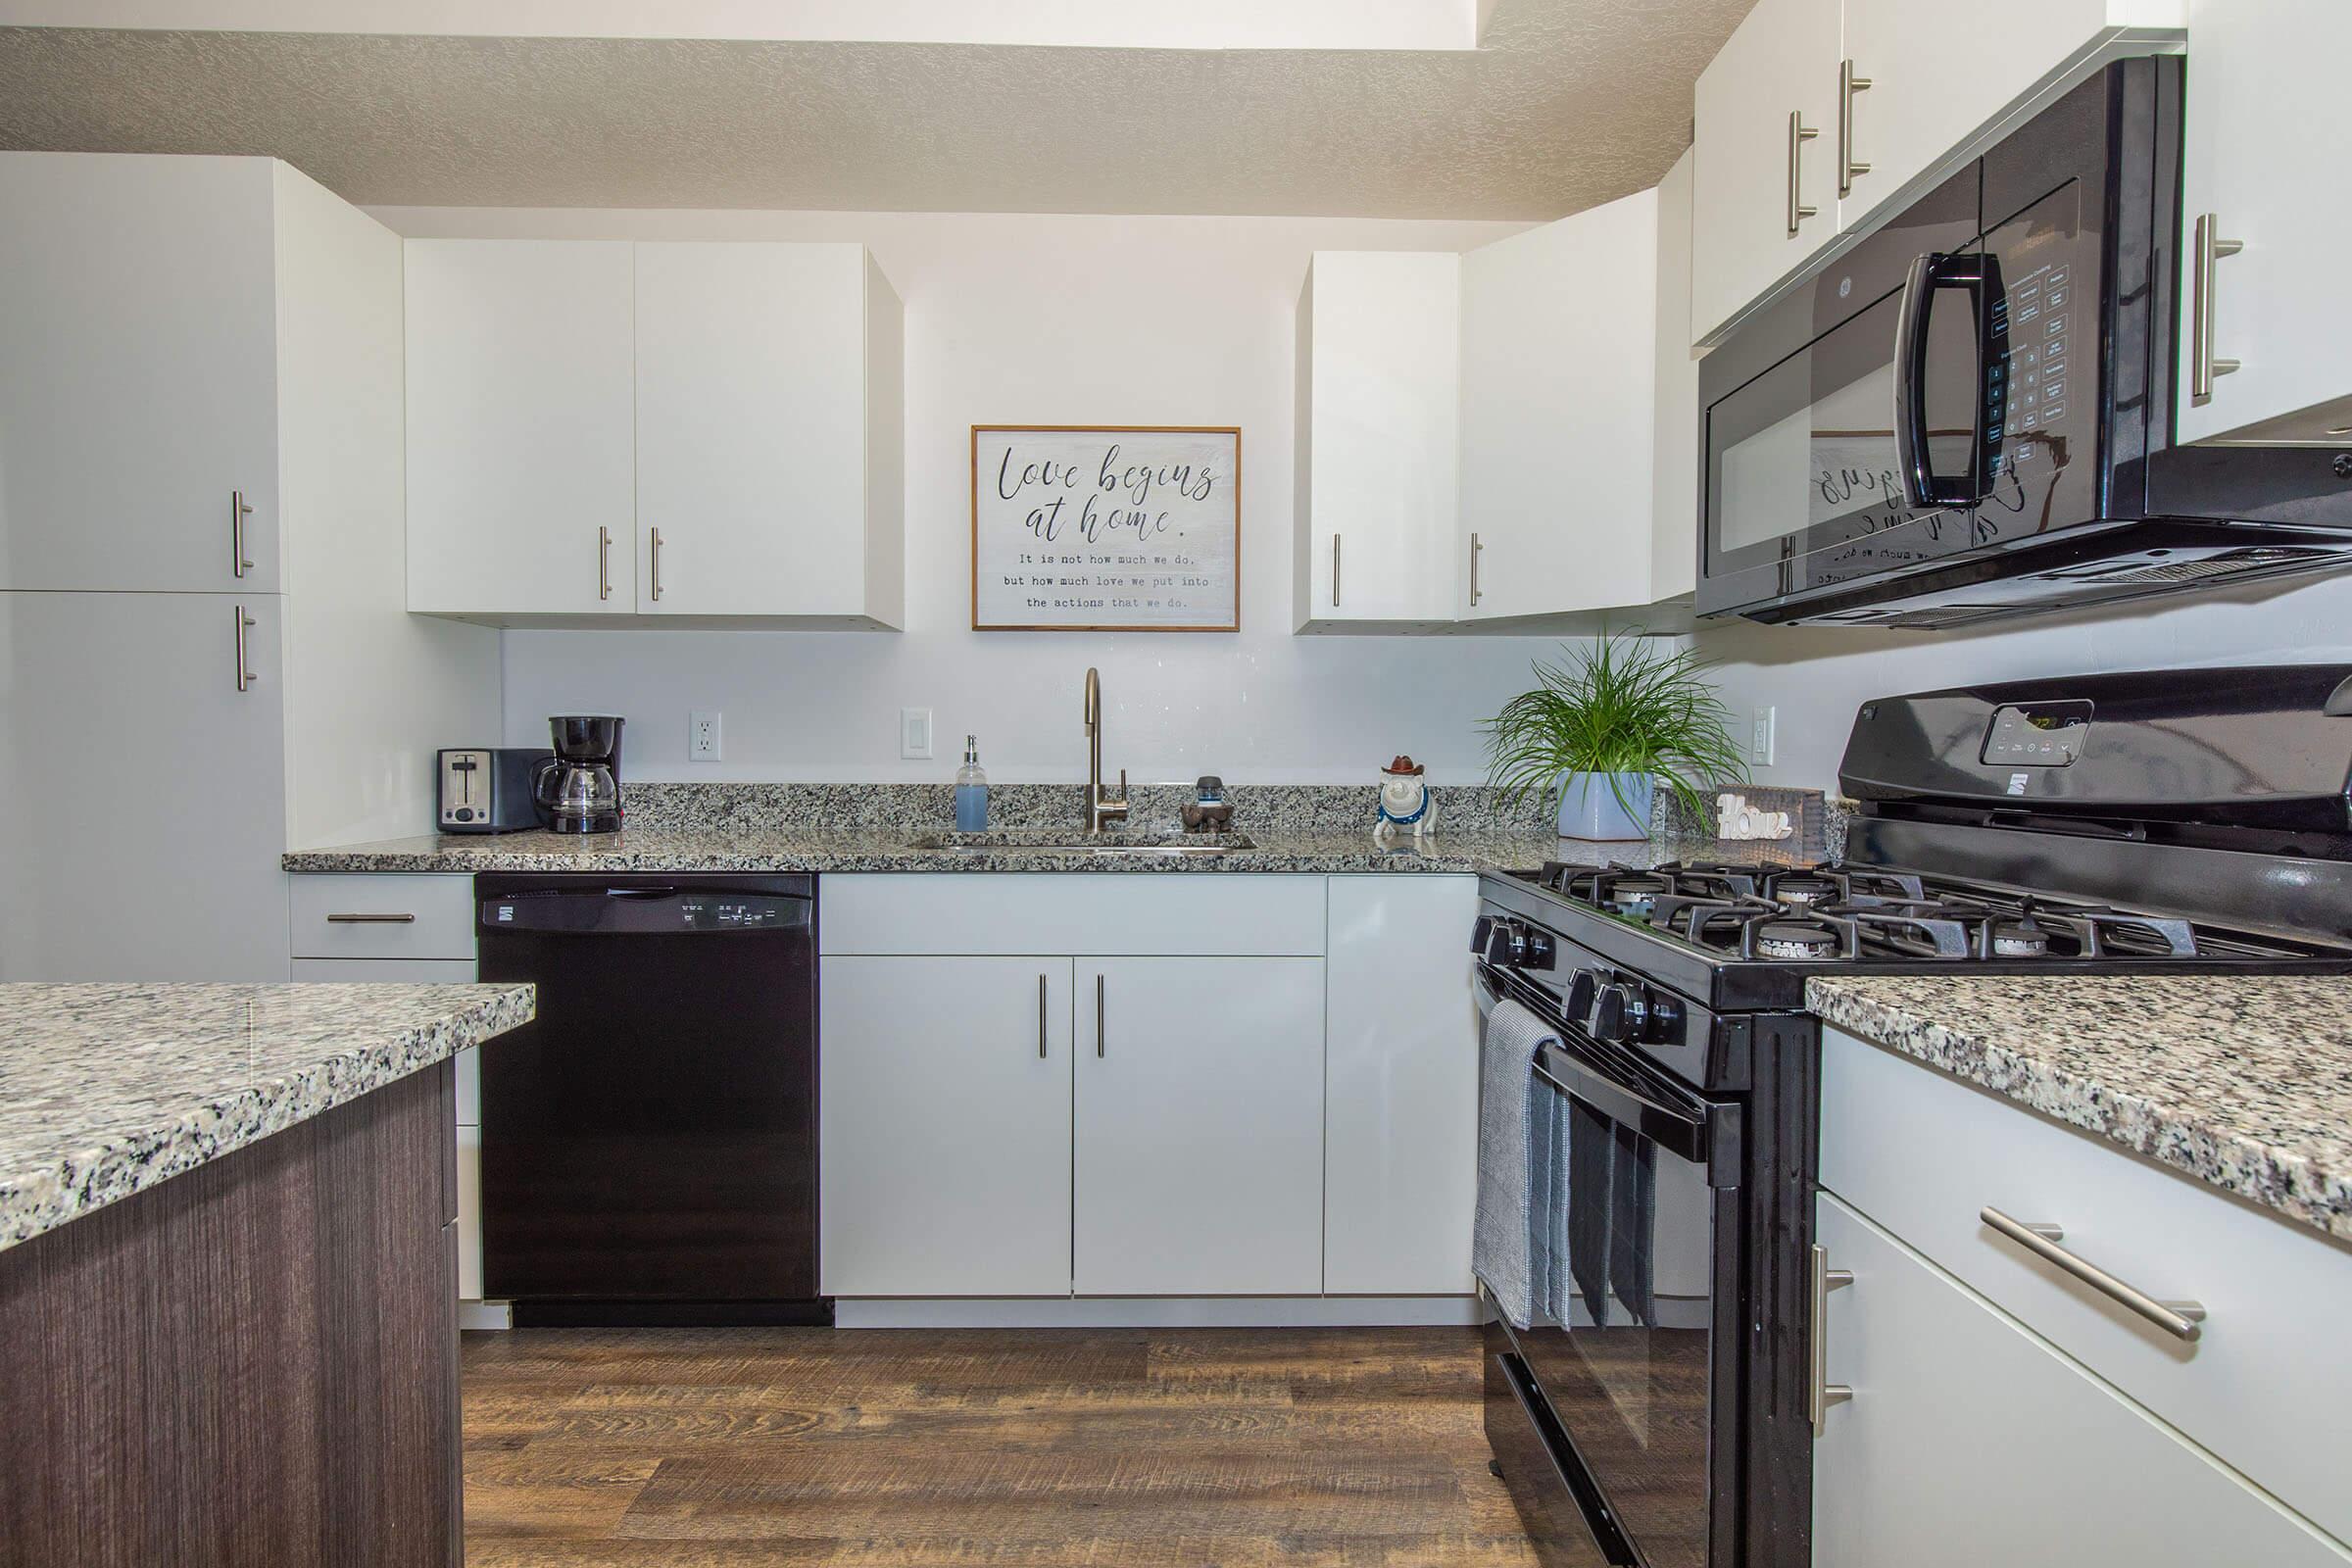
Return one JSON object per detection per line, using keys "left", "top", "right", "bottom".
{"left": 1, "top": 2, "right": 2348, "bottom": 1565}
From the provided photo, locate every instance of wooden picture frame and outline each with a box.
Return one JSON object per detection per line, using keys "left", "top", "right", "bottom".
{"left": 970, "top": 424, "right": 1242, "bottom": 632}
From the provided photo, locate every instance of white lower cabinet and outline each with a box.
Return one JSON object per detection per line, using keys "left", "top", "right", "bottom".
{"left": 1323, "top": 876, "right": 1479, "bottom": 1295}
{"left": 1813, "top": 1192, "right": 2349, "bottom": 1567}
{"left": 816, "top": 872, "right": 1475, "bottom": 1307}
{"left": 818, "top": 956, "right": 1075, "bottom": 1297}
{"left": 1074, "top": 957, "right": 1325, "bottom": 1296}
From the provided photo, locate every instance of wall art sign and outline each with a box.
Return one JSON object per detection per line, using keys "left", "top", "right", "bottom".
{"left": 970, "top": 424, "right": 1241, "bottom": 632}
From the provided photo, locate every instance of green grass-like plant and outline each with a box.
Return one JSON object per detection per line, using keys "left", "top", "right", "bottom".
{"left": 1484, "top": 633, "right": 1748, "bottom": 829}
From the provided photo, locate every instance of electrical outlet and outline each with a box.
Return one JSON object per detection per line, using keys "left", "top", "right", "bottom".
{"left": 901, "top": 708, "right": 933, "bottom": 760}
{"left": 1749, "top": 707, "right": 1777, "bottom": 767}
{"left": 689, "top": 710, "right": 722, "bottom": 762}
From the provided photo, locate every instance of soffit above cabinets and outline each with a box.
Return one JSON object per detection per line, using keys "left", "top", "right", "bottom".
{"left": 0, "top": 0, "right": 1746, "bottom": 218}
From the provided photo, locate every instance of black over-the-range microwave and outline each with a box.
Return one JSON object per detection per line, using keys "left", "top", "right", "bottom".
{"left": 1697, "top": 56, "right": 2352, "bottom": 629}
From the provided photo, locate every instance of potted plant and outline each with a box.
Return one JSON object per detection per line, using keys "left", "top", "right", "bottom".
{"left": 1484, "top": 634, "right": 1747, "bottom": 841}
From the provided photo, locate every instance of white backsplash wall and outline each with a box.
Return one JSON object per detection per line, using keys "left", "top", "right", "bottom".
{"left": 1692, "top": 567, "right": 2352, "bottom": 790}
{"left": 375, "top": 206, "right": 1575, "bottom": 784}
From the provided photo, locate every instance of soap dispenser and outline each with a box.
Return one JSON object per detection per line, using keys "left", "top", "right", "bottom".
{"left": 955, "top": 736, "right": 989, "bottom": 831}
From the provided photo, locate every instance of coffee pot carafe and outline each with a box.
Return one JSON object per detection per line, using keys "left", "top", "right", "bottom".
{"left": 531, "top": 715, "right": 624, "bottom": 834}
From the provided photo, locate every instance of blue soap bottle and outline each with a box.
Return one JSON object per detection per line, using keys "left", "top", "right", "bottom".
{"left": 955, "top": 735, "right": 989, "bottom": 831}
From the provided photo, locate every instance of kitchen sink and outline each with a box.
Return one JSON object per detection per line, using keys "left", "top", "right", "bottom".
{"left": 906, "top": 830, "right": 1255, "bottom": 857}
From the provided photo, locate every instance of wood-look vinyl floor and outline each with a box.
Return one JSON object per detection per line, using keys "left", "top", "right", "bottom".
{"left": 461, "top": 1326, "right": 1541, "bottom": 1567}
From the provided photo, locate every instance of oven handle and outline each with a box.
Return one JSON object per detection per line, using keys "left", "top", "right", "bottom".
{"left": 1477, "top": 962, "right": 1722, "bottom": 1172}
{"left": 1892, "top": 249, "right": 2006, "bottom": 512}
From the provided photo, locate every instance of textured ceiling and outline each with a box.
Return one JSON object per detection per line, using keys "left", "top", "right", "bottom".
{"left": 0, "top": 1, "right": 1746, "bottom": 218}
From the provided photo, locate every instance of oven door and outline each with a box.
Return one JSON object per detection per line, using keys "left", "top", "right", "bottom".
{"left": 1477, "top": 964, "right": 1742, "bottom": 1568}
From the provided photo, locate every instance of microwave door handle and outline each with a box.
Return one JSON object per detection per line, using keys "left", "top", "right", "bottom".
{"left": 1893, "top": 251, "right": 2000, "bottom": 512}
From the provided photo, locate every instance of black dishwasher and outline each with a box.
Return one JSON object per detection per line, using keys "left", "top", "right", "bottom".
{"left": 474, "top": 873, "right": 824, "bottom": 1326}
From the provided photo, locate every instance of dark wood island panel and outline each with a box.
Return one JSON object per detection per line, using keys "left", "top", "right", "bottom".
{"left": 0, "top": 1060, "right": 462, "bottom": 1568}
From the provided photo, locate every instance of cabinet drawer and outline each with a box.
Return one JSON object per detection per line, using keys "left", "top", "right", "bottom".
{"left": 819, "top": 873, "right": 1326, "bottom": 956}
{"left": 1821, "top": 1025, "right": 2352, "bottom": 1543}
{"left": 1813, "top": 1193, "right": 2349, "bottom": 1568}
{"left": 290, "top": 874, "right": 476, "bottom": 959}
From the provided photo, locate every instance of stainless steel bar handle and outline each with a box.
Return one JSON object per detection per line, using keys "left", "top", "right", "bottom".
{"left": 1038, "top": 973, "right": 1049, "bottom": 1058}
{"left": 1838, "top": 61, "right": 1873, "bottom": 198}
{"left": 598, "top": 525, "right": 612, "bottom": 602}
{"left": 1469, "top": 532, "right": 1483, "bottom": 607}
{"left": 2190, "top": 214, "right": 2244, "bottom": 405}
{"left": 325, "top": 912, "right": 417, "bottom": 924}
{"left": 1095, "top": 973, "right": 1105, "bottom": 1057}
{"left": 232, "top": 604, "right": 257, "bottom": 693}
{"left": 1981, "top": 1206, "right": 2207, "bottom": 1341}
{"left": 1331, "top": 533, "right": 1341, "bottom": 608}
{"left": 230, "top": 491, "right": 255, "bottom": 579}
{"left": 1788, "top": 111, "right": 1821, "bottom": 237}
{"left": 1809, "top": 1243, "right": 1854, "bottom": 1438}
{"left": 650, "top": 527, "right": 663, "bottom": 602}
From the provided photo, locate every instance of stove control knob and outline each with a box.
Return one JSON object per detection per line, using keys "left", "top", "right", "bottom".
{"left": 1565, "top": 968, "right": 1598, "bottom": 1022}
{"left": 1592, "top": 983, "right": 1636, "bottom": 1044}
{"left": 1642, "top": 990, "right": 1687, "bottom": 1045}
{"left": 1481, "top": 918, "right": 1554, "bottom": 969}
{"left": 1470, "top": 915, "right": 1495, "bottom": 956}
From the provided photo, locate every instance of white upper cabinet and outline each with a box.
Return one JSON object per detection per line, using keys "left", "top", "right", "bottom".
{"left": 1293, "top": 252, "right": 1460, "bottom": 631}
{"left": 405, "top": 239, "right": 637, "bottom": 618}
{"left": 0, "top": 154, "right": 281, "bottom": 593}
{"left": 1691, "top": 0, "right": 2183, "bottom": 345}
{"left": 2175, "top": 0, "right": 2352, "bottom": 445}
{"left": 1690, "top": 0, "right": 1844, "bottom": 349}
{"left": 1460, "top": 172, "right": 1696, "bottom": 623}
{"left": 634, "top": 242, "right": 903, "bottom": 623}
{"left": 404, "top": 238, "right": 906, "bottom": 626}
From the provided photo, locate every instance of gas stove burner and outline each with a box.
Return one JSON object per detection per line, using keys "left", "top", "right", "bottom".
{"left": 1751, "top": 918, "right": 1842, "bottom": 959}
{"left": 1987, "top": 916, "right": 2052, "bottom": 957}
{"left": 1768, "top": 874, "right": 1839, "bottom": 907}
{"left": 1606, "top": 875, "right": 1671, "bottom": 915}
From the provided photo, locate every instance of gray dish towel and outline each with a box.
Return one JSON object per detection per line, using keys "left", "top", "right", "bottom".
{"left": 1473, "top": 998, "right": 1562, "bottom": 1329}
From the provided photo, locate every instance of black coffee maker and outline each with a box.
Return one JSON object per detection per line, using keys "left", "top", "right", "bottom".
{"left": 531, "top": 715, "right": 624, "bottom": 834}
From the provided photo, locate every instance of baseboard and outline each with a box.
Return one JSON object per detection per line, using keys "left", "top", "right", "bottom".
{"left": 831, "top": 1295, "right": 1488, "bottom": 1329}
{"left": 458, "top": 1299, "right": 513, "bottom": 1331}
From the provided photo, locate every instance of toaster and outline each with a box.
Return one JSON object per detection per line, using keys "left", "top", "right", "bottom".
{"left": 436, "top": 748, "right": 552, "bottom": 834}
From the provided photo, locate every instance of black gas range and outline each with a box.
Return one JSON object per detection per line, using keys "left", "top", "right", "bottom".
{"left": 1475, "top": 664, "right": 2352, "bottom": 1568}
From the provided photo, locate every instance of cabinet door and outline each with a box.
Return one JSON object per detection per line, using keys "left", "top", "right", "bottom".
{"left": 1296, "top": 253, "right": 1459, "bottom": 628}
{"left": 819, "top": 957, "right": 1073, "bottom": 1296}
{"left": 1813, "top": 1194, "right": 2349, "bottom": 1568}
{"left": 1690, "top": 0, "right": 1843, "bottom": 344}
{"left": 0, "top": 592, "right": 289, "bottom": 981}
{"left": 634, "top": 242, "right": 871, "bottom": 617}
{"left": 404, "top": 239, "right": 636, "bottom": 616}
{"left": 1841, "top": 0, "right": 2180, "bottom": 238}
{"left": 0, "top": 153, "right": 280, "bottom": 592}
{"left": 2176, "top": 0, "right": 2352, "bottom": 444}
{"left": 1459, "top": 188, "right": 1661, "bottom": 619}
{"left": 1075, "top": 957, "right": 1324, "bottom": 1296}
{"left": 1324, "top": 877, "right": 1479, "bottom": 1295}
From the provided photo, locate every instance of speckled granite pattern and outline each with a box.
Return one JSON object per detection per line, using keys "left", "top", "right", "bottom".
{"left": 1808, "top": 975, "right": 2352, "bottom": 1243}
{"left": 291, "top": 779, "right": 1836, "bottom": 875}
{"left": 619, "top": 781, "right": 1562, "bottom": 835}
{"left": 285, "top": 825, "right": 1565, "bottom": 875}
{"left": 0, "top": 982, "right": 535, "bottom": 1251}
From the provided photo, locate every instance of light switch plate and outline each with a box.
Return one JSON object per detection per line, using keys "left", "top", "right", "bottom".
{"left": 689, "top": 710, "right": 722, "bottom": 761}
{"left": 901, "top": 708, "right": 933, "bottom": 760}
{"left": 1749, "top": 706, "right": 1777, "bottom": 767}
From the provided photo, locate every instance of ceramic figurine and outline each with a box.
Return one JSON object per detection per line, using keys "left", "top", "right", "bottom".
{"left": 1374, "top": 755, "right": 1436, "bottom": 842}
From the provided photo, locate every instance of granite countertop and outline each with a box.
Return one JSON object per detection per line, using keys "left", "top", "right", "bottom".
{"left": 0, "top": 982, "right": 535, "bottom": 1252}
{"left": 1809, "top": 975, "right": 2352, "bottom": 1243}
{"left": 282, "top": 824, "right": 1578, "bottom": 875}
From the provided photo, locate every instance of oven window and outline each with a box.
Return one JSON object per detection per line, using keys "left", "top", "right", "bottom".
{"left": 1518, "top": 1075, "right": 1723, "bottom": 1568}
{"left": 1706, "top": 275, "right": 1986, "bottom": 579}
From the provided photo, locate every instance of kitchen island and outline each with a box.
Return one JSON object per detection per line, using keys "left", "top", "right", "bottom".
{"left": 0, "top": 982, "right": 533, "bottom": 1568}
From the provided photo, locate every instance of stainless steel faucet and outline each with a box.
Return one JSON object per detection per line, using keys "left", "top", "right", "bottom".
{"left": 1083, "top": 666, "right": 1128, "bottom": 833}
